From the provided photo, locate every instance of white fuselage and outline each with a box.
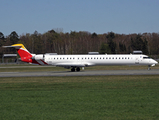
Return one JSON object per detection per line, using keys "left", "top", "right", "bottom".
{"left": 4, "top": 44, "right": 158, "bottom": 72}
{"left": 42, "top": 54, "right": 157, "bottom": 67}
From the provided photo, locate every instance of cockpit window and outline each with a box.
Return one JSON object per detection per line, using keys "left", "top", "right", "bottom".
{"left": 143, "top": 57, "right": 151, "bottom": 59}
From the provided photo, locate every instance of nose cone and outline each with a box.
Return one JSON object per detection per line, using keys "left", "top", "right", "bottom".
{"left": 154, "top": 60, "right": 158, "bottom": 64}
{"left": 151, "top": 59, "right": 158, "bottom": 66}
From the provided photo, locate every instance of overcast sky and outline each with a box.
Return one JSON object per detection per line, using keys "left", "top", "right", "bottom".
{"left": 1, "top": 0, "right": 159, "bottom": 36}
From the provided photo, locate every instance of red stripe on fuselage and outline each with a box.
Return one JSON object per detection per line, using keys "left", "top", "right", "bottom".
{"left": 40, "top": 59, "right": 48, "bottom": 65}
{"left": 32, "top": 60, "right": 41, "bottom": 65}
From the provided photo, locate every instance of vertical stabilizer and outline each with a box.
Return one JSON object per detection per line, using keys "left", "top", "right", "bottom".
{"left": 11, "top": 44, "right": 32, "bottom": 58}
{"left": 3, "top": 44, "right": 33, "bottom": 63}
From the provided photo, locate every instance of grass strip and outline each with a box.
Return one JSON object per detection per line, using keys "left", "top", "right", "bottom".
{"left": 0, "top": 76, "right": 159, "bottom": 120}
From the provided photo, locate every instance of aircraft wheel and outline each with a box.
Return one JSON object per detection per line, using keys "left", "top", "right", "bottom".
{"left": 76, "top": 67, "right": 80, "bottom": 72}
{"left": 71, "top": 67, "right": 75, "bottom": 72}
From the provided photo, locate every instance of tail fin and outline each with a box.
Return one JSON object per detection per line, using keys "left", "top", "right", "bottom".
{"left": 11, "top": 44, "right": 32, "bottom": 58}
{"left": 3, "top": 44, "right": 33, "bottom": 63}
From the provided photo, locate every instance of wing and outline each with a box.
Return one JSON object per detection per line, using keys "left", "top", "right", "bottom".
{"left": 55, "top": 63, "right": 95, "bottom": 67}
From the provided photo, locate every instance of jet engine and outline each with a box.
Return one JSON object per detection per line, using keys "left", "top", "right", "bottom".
{"left": 32, "top": 54, "right": 44, "bottom": 60}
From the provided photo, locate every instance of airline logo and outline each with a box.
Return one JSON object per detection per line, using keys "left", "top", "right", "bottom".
{"left": 11, "top": 44, "right": 32, "bottom": 58}
{"left": 11, "top": 44, "right": 48, "bottom": 65}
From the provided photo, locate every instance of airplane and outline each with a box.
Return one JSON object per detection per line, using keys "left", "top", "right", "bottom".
{"left": 3, "top": 44, "right": 158, "bottom": 72}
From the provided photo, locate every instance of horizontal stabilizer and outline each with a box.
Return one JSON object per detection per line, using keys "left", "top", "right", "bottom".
{"left": 3, "top": 45, "right": 22, "bottom": 48}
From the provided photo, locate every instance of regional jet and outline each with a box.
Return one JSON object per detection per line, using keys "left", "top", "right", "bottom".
{"left": 3, "top": 44, "right": 158, "bottom": 72}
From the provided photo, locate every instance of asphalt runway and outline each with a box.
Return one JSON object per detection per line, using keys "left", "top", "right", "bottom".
{"left": 0, "top": 69, "right": 159, "bottom": 77}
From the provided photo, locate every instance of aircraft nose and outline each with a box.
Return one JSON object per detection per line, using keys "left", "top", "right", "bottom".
{"left": 155, "top": 60, "right": 158, "bottom": 64}
{"left": 152, "top": 60, "right": 158, "bottom": 64}
{"left": 150, "top": 59, "right": 158, "bottom": 67}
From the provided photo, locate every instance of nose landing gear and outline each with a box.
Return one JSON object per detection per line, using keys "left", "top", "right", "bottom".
{"left": 148, "top": 65, "right": 151, "bottom": 70}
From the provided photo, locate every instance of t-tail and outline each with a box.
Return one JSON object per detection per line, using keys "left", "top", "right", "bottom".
{"left": 3, "top": 44, "right": 38, "bottom": 64}
{"left": 12, "top": 44, "right": 32, "bottom": 62}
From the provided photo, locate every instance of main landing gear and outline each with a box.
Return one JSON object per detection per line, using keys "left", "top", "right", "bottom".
{"left": 71, "top": 67, "right": 81, "bottom": 72}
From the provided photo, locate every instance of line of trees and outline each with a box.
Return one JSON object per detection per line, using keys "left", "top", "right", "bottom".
{"left": 0, "top": 30, "right": 159, "bottom": 58}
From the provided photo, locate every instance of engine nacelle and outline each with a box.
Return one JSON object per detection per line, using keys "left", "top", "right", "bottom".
{"left": 32, "top": 54, "right": 44, "bottom": 60}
